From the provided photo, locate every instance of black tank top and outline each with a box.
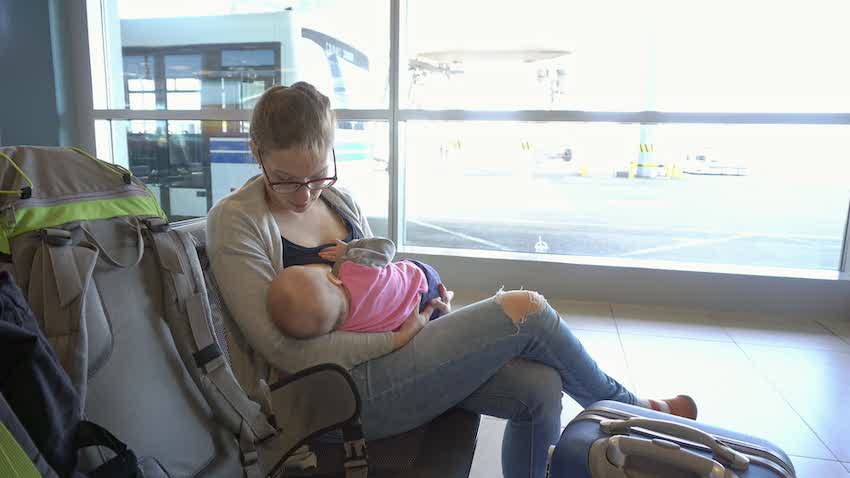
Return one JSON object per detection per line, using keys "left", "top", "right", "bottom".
{"left": 281, "top": 215, "right": 361, "bottom": 268}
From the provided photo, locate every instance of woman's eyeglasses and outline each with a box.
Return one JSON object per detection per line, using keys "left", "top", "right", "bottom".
{"left": 257, "top": 148, "right": 338, "bottom": 193}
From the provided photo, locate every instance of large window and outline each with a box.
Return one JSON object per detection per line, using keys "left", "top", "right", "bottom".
{"left": 84, "top": 0, "right": 850, "bottom": 273}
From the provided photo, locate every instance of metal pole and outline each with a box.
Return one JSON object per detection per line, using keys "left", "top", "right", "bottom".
{"left": 388, "top": 0, "right": 404, "bottom": 245}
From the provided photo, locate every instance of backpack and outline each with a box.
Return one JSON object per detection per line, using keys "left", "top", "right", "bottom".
{"left": 0, "top": 146, "right": 368, "bottom": 478}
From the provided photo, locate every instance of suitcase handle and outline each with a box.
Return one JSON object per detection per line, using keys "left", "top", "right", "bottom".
{"left": 607, "top": 435, "right": 739, "bottom": 478}
{"left": 600, "top": 417, "right": 750, "bottom": 471}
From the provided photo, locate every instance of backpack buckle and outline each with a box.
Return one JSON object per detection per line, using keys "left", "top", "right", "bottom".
{"left": 43, "top": 228, "right": 73, "bottom": 246}
{"left": 342, "top": 422, "right": 368, "bottom": 474}
{"left": 142, "top": 217, "right": 170, "bottom": 233}
{"left": 192, "top": 343, "right": 222, "bottom": 369}
{"left": 239, "top": 449, "right": 259, "bottom": 467}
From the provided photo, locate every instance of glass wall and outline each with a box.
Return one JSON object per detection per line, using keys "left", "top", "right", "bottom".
{"left": 86, "top": 0, "right": 850, "bottom": 272}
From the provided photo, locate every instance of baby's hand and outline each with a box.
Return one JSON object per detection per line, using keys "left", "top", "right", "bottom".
{"left": 318, "top": 239, "right": 348, "bottom": 262}
{"left": 428, "top": 283, "right": 454, "bottom": 314}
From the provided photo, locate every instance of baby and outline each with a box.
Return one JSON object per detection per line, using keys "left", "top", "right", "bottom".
{"left": 267, "top": 237, "right": 451, "bottom": 339}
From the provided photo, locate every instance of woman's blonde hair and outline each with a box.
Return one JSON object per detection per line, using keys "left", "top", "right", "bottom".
{"left": 250, "top": 82, "right": 335, "bottom": 155}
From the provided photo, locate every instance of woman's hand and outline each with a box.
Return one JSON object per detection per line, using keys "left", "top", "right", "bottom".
{"left": 318, "top": 239, "right": 348, "bottom": 262}
{"left": 392, "top": 305, "right": 430, "bottom": 350}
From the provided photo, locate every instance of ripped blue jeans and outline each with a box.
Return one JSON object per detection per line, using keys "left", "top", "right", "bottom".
{"left": 347, "top": 292, "right": 637, "bottom": 478}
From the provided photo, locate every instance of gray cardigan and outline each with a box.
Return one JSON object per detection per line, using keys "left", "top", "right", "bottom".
{"left": 207, "top": 176, "right": 394, "bottom": 388}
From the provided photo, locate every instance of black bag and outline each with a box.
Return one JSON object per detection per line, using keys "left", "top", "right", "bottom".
{"left": 0, "top": 270, "right": 140, "bottom": 478}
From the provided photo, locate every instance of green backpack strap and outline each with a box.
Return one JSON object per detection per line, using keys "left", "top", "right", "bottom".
{"left": 0, "top": 151, "right": 35, "bottom": 254}
{"left": 0, "top": 422, "right": 47, "bottom": 478}
{"left": 0, "top": 151, "right": 34, "bottom": 201}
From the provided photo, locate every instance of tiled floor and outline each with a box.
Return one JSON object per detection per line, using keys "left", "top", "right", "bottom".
{"left": 455, "top": 294, "right": 850, "bottom": 477}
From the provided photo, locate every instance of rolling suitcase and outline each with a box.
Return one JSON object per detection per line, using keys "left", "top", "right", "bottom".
{"left": 548, "top": 400, "right": 795, "bottom": 478}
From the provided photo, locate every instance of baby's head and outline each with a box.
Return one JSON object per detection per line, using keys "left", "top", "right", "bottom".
{"left": 267, "top": 264, "right": 348, "bottom": 339}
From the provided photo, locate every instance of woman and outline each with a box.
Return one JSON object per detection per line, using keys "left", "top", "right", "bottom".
{"left": 207, "top": 82, "right": 696, "bottom": 478}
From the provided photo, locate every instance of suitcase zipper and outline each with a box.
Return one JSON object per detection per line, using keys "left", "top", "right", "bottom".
{"left": 571, "top": 407, "right": 795, "bottom": 478}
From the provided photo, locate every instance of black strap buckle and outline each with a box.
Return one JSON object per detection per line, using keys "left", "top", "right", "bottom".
{"left": 19, "top": 186, "right": 32, "bottom": 200}
{"left": 142, "top": 217, "right": 170, "bottom": 233}
{"left": 193, "top": 343, "right": 222, "bottom": 369}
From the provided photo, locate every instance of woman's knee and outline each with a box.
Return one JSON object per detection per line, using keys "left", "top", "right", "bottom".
{"left": 495, "top": 289, "right": 547, "bottom": 324}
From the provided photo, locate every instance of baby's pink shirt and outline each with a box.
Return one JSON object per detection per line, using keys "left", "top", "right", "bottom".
{"left": 337, "top": 260, "right": 427, "bottom": 333}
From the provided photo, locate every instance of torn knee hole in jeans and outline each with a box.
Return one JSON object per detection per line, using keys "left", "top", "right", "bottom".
{"left": 495, "top": 287, "right": 545, "bottom": 333}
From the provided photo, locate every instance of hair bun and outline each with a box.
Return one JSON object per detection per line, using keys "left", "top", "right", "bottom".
{"left": 250, "top": 82, "right": 335, "bottom": 153}
{"left": 290, "top": 81, "right": 330, "bottom": 108}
